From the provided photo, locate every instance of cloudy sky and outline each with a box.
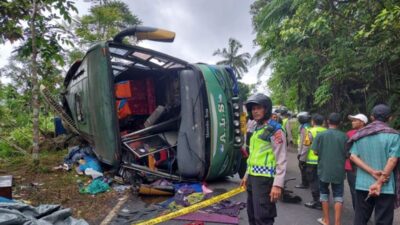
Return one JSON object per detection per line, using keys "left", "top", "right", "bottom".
{"left": 0, "top": 0, "right": 270, "bottom": 90}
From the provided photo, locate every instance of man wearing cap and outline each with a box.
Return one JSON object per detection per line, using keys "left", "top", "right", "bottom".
{"left": 311, "top": 113, "right": 348, "bottom": 225}
{"left": 346, "top": 113, "right": 368, "bottom": 211}
{"left": 349, "top": 104, "right": 400, "bottom": 225}
{"left": 240, "top": 93, "right": 287, "bottom": 225}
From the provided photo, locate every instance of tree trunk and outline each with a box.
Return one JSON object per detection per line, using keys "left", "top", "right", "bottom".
{"left": 30, "top": 0, "right": 40, "bottom": 162}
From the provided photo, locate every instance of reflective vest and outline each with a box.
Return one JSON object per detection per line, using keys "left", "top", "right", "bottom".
{"left": 282, "top": 118, "right": 288, "bottom": 131}
{"left": 297, "top": 123, "right": 310, "bottom": 146}
{"left": 306, "top": 126, "right": 327, "bottom": 165}
{"left": 247, "top": 126, "right": 277, "bottom": 177}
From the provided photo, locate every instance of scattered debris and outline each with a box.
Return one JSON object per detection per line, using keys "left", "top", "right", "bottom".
{"left": 138, "top": 184, "right": 174, "bottom": 196}
{"left": 0, "top": 202, "right": 88, "bottom": 225}
{"left": 112, "top": 184, "right": 131, "bottom": 193}
{"left": 79, "top": 178, "right": 110, "bottom": 195}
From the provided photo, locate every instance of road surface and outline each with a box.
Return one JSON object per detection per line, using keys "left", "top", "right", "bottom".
{"left": 109, "top": 146, "right": 400, "bottom": 225}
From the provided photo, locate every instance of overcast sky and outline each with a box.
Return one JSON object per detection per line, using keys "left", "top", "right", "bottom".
{"left": 0, "top": 0, "right": 270, "bottom": 90}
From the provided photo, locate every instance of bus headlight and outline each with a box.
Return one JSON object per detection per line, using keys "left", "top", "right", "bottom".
{"left": 235, "top": 136, "right": 242, "bottom": 143}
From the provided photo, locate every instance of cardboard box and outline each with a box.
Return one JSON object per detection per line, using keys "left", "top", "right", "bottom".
{"left": 0, "top": 175, "right": 12, "bottom": 199}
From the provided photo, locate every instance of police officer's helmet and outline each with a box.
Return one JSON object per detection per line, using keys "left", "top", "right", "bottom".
{"left": 245, "top": 93, "right": 272, "bottom": 120}
{"left": 280, "top": 108, "right": 289, "bottom": 116}
{"left": 297, "top": 111, "right": 311, "bottom": 124}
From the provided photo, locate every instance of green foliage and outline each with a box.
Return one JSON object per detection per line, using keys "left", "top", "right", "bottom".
{"left": 213, "top": 38, "right": 251, "bottom": 79}
{"left": 0, "top": 0, "right": 77, "bottom": 159}
{"left": 251, "top": 0, "right": 400, "bottom": 128}
{"left": 75, "top": 0, "right": 141, "bottom": 43}
{"left": 0, "top": 142, "right": 14, "bottom": 158}
{"left": 0, "top": 0, "right": 30, "bottom": 43}
{"left": 238, "top": 81, "right": 255, "bottom": 102}
{"left": 290, "top": 119, "right": 300, "bottom": 143}
{"left": 0, "top": 83, "right": 57, "bottom": 153}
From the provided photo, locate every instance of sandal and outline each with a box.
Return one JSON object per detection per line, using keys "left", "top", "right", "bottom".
{"left": 317, "top": 218, "right": 327, "bottom": 225}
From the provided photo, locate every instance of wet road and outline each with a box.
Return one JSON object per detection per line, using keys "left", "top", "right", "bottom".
{"left": 110, "top": 147, "right": 400, "bottom": 225}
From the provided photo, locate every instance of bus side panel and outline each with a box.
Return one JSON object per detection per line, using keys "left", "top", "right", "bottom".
{"left": 196, "top": 65, "right": 239, "bottom": 180}
{"left": 86, "top": 44, "right": 121, "bottom": 166}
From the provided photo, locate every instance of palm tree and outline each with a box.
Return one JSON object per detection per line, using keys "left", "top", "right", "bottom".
{"left": 250, "top": 47, "right": 273, "bottom": 79}
{"left": 213, "top": 38, "right": 251, "bottom": 79}
{"left": 250, "top": 0, "right": 301, "bottom": 78}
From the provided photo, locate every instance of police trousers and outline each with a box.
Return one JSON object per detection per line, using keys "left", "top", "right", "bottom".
{"left": 247, "top": 175, "right": 276, "bottom": 225}
{"left": 305, "top": 164, "right": 319, "bottom": 201}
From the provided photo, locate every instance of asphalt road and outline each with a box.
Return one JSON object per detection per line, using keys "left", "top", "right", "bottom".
{"left": 110, "top": 147, "right": 400, "bottom": 225}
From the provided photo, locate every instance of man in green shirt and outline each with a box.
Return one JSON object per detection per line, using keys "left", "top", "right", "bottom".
{"left": 350, "top": 104, "right": 400, "bottom": 225}
{"left": 312, "top": 113, "right": 348, "bottom": 225}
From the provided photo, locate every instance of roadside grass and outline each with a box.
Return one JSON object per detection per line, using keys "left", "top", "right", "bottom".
{"left": 0, "top": 149, "right": 119, "bottom": 224}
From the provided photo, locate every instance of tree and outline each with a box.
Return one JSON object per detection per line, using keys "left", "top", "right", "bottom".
{"left": 251, "top": 0, "right": 400, "bottom": 128}
{"left": 238, "top": 81, "right": 255, "bottom": 102}
{"left": 75, "top": 0, "right": 141, "bottom": 43}
{"left": 213, "top": 38, "right": 251, "bottom": 79}
{"left": 0, "top": 0, "right": 77, "bottom": 161}
{"left": 0, "top": 0, "right": 30, "bottom": 43}
{"left": 67, "top": 0, "right": 141, "bottom": 65}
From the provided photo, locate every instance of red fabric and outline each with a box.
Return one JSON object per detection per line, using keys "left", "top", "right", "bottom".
{"left": 346, "top": 129, "right": 357, "bottom": 139}
{"left": 146, "top": 78, "right": 156, "bottom": 113}
{"left": 345, "top": 129, "right": 357, "bottom": 171}
{"left": 155, "top": 149, "right": 168, "bottom": 166}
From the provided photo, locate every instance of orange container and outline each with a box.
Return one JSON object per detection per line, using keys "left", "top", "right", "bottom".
{"left": 115, "top": 80, "right": 147, "bottom": 99}
{"left": 116, "top": 98, "right": 149, "bottom": 119}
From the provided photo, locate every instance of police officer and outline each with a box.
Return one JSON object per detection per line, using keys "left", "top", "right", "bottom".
{"left": 240, "top": 93, "right": 287, "bottom": 225}
{"left": 295, "top": 111, "right": 311, "bottom": 189}
{"left": 281, "top": 109, "right": 293, "bottom": 145}
{"left": 304, "top": 114, "right": 326, "bottom": 209}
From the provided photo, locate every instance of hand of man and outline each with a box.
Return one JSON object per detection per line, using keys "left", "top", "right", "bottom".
{"left": 371, "top": 170, "right": 382, "bottom": 180}
{"left": 240, "top": 177, "right": 247, "bottom": 189}
{"left": 270, "top": 186, "right": 282, "bottom": 202}
{"left": 297, "top": 154, "right": 301, "bottom": 160}
{"left": 298, "top": 160, "right": 305, "bottom": 170}
{"left": 369, "top": 181, "right": 382, "bottom": 197}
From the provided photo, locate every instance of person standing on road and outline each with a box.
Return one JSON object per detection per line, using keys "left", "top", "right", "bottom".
{"left": 295, "top": 111, "right": 312, "bottom": 189}
{"left": 240, "top": 93, "right": 287, "bottom": 225}
{"left": 349, "top": 104, "right": 400, "bottom": 225}
{"left": 304, "top": 114, "right": 327, "bottom": 210}
{"left": 346, "top": 114, "right": 368, "bottom": 210}
{"left": 311, "top": 113, "right": 348, "bottom": 225}
{"left": 282, "top": 110, "right": 293, "bottom": 145}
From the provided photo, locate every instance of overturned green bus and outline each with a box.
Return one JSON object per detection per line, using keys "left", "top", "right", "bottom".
{"left": 55, "top": 26, "right": 243, "bottom": 182}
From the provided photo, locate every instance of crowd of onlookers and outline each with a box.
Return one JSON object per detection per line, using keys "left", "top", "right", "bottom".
{"left": 241, "top": 93, "right": 398, "bottom": 225}
{"left": 283, "top": 104, "right": 399, "bottom": 225}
